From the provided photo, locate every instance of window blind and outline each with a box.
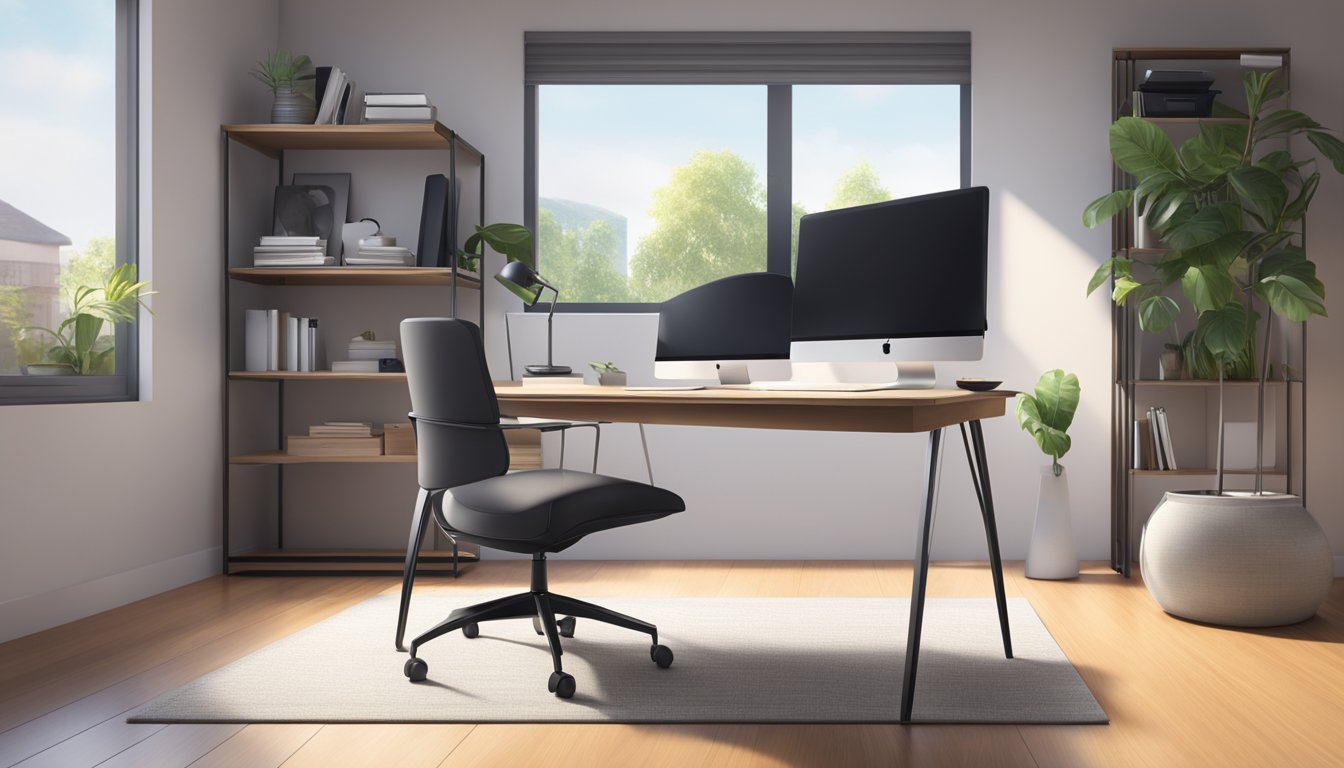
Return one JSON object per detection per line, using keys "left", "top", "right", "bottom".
{"left": 524, "top": 31, "right": 971, "bottom": 85}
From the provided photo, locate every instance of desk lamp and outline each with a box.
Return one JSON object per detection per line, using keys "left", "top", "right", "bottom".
{"left": 496, "top": 260, "right": 571, "bottom": 375}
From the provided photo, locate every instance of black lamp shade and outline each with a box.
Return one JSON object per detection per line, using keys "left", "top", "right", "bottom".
{"left": 495, "top": 260, "right": 544, "bottom": 306}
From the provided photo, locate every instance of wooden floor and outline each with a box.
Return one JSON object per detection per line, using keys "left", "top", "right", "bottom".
{"left": 1, "top": 561, "right": 1341, "bottom": 767}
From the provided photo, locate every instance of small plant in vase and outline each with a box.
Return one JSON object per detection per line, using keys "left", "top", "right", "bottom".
{"left": 589, "top": 361, "right": 626, "bottom": 387}
{"left": 1016, "top": 369, "right": 1080, "bottom": 580}
{"left": 24, "top": 264, "right": 155, "bottom": 375}
{"left": 251, "top": 50, "right": 316, "bottom": 124}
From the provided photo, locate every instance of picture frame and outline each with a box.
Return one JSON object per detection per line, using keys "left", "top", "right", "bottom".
{"left": 293, "top": 172, "right": 352, "bottom": 259}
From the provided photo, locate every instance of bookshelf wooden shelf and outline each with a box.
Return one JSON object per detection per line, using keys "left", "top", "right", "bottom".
{"left": 1130, "top": 379, "right": 1293, "bottom": 388}
{"left": 222, "top": 118, "right": 488, "bottom": 577}
{"left": 221, "top": 122, "right": 481, "bottom": 158}
{"left": 1129, "top": 468, "right": 1288, "bottom": 477}
{"left": 230, "top": 450, "right": 416, "bottom": 465}
{"left": 229, "top": 267, "right": 481, "bottom": 287}
{"left": 229, "top": 371, "right": 409, "bottom": 382}
{"left": 1140, "top": 117, "right": 1248, "bottom": 125}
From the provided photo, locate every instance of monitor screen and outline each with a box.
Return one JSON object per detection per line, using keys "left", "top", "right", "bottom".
{"left": 791, "top": 187, "right": 988, "bottom": 342}
{"left": 655, "top": 272, "right": 794, "bottom": 361}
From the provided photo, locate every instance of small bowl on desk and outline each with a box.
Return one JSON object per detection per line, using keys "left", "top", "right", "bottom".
{"left": 956, "top": 378, "right": 1002, "bottom": 392}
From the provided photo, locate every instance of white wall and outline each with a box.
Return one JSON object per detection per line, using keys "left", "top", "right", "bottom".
{"left": 0, "top": 0, "right": 278, "bottom": 642}
{"left": 277, "top": 0, "right": 1344, "bottom": 565}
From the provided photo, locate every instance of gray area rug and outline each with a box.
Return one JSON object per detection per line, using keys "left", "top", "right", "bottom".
{"left": 131, "top": 592, "right": 1106, "bottom": 724}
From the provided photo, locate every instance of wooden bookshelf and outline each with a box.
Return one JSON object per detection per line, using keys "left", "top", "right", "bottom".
{"left": 229, "top": 267, "right": 481, "bottom": 287}
{"left": 229, "top": 371, "right": 408, "bottom": 382}
{"left": 221, "top": 122, "right": 480, "bottom": 158}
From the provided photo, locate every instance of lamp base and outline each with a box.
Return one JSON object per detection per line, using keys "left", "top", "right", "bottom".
{"left": 525, "top": 364, "right": 573, "bottom": 376}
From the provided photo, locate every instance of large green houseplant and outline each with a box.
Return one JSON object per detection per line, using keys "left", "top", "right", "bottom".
{"left": 1083, "top": 69, "right": 1343, "bottom": 494}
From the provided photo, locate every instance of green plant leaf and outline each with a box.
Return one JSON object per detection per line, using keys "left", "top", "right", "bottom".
{"left": 1181, "top": 230, "right": 1252, "bottom": 271}
{"left": 1132, "top": 171, "right": 1178, "bottom": 216}
{"left": 1109, "top": 117, "right": 1183, "bottom": 179}
{"left": 1111, "top": 276, "right": 1144, "bottom": 304}
{"left": 1198, "top": 301, "right": 1256, "bottom": 360}
{"left": 1282, "top": 171, "right": 1319, "bottom": 223}
{"left": 1086, "top": 256, "right": 1132, "bottom": 296}
{"left": 1162, "top": 203, "right": 1241, "bottom": 250}
{"left": 1154, "top": 251, "right": 1189, "bottom": 285}
{"left": 463, "top": 223, "right": 535, "bottom": 268}
{"left": 1082, "top": 189, "right": 1133, "bottom": 228}
{"left": 1180, "top": 124, "right": 1246, "bottom": 181}
{"left": 1138, "top": 295, "right": 1180, "bottom": 333}
{"left": 1306, "top": 131, "right": 1344, "bottom": 174}
{"left": 1257, "top": 274, "right": 1327, "bottom": 321}
{"left": 1255, "top": 149, "right": 1296, "bottom": 176}
{"left": 1031, "top": 369, "right": 1081, "bottom": 433}
{"left": 1253, "top": 109, "right": 1320, "bottom": 142}
{"left": 1181, "top": 264, "right": 1235, "bottom": 313}
{"left": 1145, "top": 190, "right": 1189, "bottom": 231}
{"left": 1228, "top": 166, "right": 1288, "bottom": 228}
{"left": 1243, "top": 70, "right": 1278, "bottom": 118}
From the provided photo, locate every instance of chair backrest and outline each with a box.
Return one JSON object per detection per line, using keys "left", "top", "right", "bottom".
{"left": 400, "top": 318, "right": 510, "bottom": 490}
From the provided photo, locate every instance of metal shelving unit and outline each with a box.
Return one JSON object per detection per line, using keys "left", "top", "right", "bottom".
{"left": 221, "top": 122, "right": 485, "bottom": 576}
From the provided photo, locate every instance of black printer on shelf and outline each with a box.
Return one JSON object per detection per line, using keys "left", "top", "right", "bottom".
{"left": 1138, "top": 69, "right": 1220, "bottom": 117}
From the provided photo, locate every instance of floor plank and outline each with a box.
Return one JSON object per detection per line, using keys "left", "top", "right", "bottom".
{"left": 0, "top": 561, "right": 1340, "bottom": 768}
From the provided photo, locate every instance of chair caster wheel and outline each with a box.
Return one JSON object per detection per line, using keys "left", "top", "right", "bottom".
{"left": 548, "top": 671, "right": 576, "bottom": 699}
{"left": 533, "top": 616, "right": 545, "bottom": 635}
{"left": 404, "top": 657, "right": 428, "bottom": 682}
{"left": 650, "top": 644, "right": 674, "bottom": 669}
{"left": 557, "top": 616, "right": 577, "bottom": 638}
{"left": 463, "top": 622, "right": 479, "bottom": 639}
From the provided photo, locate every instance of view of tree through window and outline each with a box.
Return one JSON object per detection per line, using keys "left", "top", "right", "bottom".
{"left": 0, "top": 1, "right": 122, "bottom": 375}
{"left": 535, "top": 83, "right": 961, "bottom": 304}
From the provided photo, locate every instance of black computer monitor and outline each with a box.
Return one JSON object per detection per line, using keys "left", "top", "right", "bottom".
{"left": 791, "top": 187, "right": 989, "bottom": 368}
{"left": 654, "top": 272, "right": 794, "bottom": 384}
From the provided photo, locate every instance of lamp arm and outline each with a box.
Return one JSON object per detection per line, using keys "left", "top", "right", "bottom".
{"left": 545, "top": 285, "right": 559, "bottom": 367}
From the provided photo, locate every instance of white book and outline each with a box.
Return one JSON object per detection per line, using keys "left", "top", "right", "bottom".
{"left": 254, "top": 246, "right": 327, "bottom": 253}
{"left": 364, "top": 93, "right": 430, "bottom": 106}
{"left": 331, "top": 360, "right": 379, "bottom": 373}
{"left": 346, "top": 349, "right": 394, "bottom": 361}
{"left": 1157, "top": 407, "right": 1178, "bottom": 471}
{"left": 259, "top": 236, "right": 322, "bottom": 246}
{"left": 363, "top": 105, "right": 436, "bottom": 122}
{"left": 315, "top": 67, "right": 344, "bottom": 124}
{"left": 244, "top": 309, "right": 269, "bottom": 372}
{"left": 297, "top": 317, "right": 310, "bottom": 372}
{"left": 285, "top": 315, "right": 300, "bottom": 371}
{"left": 266, "top": 309, "right": 279, "bottom": 371}
{"left": 308, "top": 319, "right": 319, "bottom": 371}
{"left": 253, "top": 256, "right": 337, "bottom": 267}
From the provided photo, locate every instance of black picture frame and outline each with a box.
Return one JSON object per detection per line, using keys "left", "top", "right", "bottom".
{"left": 272, "top": 185, "right": 336, "bottom": 246}
{"left": 293, "top": 172, "right": 351, "bottom": 260}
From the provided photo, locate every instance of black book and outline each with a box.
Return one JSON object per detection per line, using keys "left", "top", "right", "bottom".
{"left": 314, "top": 66, "right": 331, "bottom": 111}
{"left": 417, "top": 174, "right": 450, "bottom": 268}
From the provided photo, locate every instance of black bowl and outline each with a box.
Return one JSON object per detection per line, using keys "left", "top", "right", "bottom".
{"left": 956, "top": 378, "right": 1002, "bottom": 392}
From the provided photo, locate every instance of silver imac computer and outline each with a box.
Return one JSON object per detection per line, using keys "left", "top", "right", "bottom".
{"left": 652, "top": 272, "right": 794, "bottom": 386}
{"left": 777, "top": 186, "right": 989, "bottom": 390}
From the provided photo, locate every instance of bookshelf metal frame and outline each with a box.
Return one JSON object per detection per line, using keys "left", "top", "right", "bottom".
{"left": 221, "top": 123, "right": 485, "bottom": 576}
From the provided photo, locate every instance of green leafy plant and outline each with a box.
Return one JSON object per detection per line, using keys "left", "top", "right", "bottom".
{"left": 457, "top": 223, "right": 533, "bottom": 272}
{"left": 250, "top": 50, "right": 314, "bottom": 94}
{"left": 1082, "top": 69, "right": 1343, "bottom": 492}
{"left": 1016, "top": 370, "right": 1081, "bottom": 477}
{"left": 27, "top": 264, "right": 155, "bottom": 375}
{"left": 589, "top": 361, "right": 622, "bottom": 374}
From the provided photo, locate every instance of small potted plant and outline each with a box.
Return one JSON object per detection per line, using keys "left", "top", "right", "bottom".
{"left": 1015, "top": 369, "right": 1081, "bottom": 580}
{"left": 25, "top": 263, "right": 154, "bottom": 375}
{"left": 251, "top": 50, "right": 316, "bottom": 124}
{"left": 589, "top": 361, "right": 626, "bottom": 387}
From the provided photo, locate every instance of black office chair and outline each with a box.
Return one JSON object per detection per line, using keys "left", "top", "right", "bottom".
{"left": 396, "top": 318, "right": 686, "bottom": 699}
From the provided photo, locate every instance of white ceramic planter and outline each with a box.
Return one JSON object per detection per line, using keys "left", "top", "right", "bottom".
{"left": 1026, "top": 466, "right": 1079, "bottom": 580}
{"left": 1141, "top": 491, "right": 1332, "bottom": 626}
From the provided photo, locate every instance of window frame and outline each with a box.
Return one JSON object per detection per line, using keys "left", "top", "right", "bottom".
{"left": 523, "top": 35, "right": 971, "bottom": 313}
{"left": 0, "top": 0, "right": 140, "bottom": 405}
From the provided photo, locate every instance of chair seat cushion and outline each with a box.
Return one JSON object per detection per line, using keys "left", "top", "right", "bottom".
{"left": 442, "top": 469, "right": 685, "bottom": 548}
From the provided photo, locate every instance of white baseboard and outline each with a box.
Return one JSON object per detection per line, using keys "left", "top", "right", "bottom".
{"left": 0, "top": 547, "right": 221, "bottom": 644}
{"left": 1335, "top": 555, "right": 1344, "bottom": 578}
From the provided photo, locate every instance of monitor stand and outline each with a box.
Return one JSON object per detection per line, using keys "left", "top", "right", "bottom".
{"left": 715, "top": 362, "right": 752, "bottom": 386}
{"left": 747, "top": 361, "right": 938, "bottom": 391}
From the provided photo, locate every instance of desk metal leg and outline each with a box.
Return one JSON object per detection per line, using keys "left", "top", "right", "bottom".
{"left": 901, "top": 427, "right": 944, "bottom": 723}
{"left": 962, "top": 420, "right": 1013, "bottom": 659}
{"left": 638, "top": 423, "right": 655, "bottom": 485}
{"left": 395, "top": 488, "right": 433, "bottom": 652}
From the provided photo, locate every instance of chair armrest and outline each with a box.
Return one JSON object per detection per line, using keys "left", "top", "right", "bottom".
{"left": 500, "top": 417, "right": 607, "bottom": 433}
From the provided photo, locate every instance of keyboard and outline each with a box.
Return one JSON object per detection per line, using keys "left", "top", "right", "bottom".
{"left": 744, "top": 380, "right": 906, "bottom": 392}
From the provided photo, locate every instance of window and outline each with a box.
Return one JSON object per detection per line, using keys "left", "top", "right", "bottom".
{"left": 0, "top": 0, "right": 140, "bottom": 404}
{"left": 525, "top": 32, "right": 970, "bottom": 310}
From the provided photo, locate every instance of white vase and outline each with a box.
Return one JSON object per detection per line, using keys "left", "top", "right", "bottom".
{"left": 1140, "top": 491, "right": 1331, "bottom": 626}
{"left": 1026, "top": 465, "right": 1079, "bottom": 580}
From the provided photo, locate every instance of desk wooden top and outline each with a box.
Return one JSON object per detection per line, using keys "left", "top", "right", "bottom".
{"left": 494, "top": 383, "right": 1011, "bottom": 434}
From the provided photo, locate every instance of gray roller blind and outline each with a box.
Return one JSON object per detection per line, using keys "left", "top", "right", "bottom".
{"left": 524, "top": 32, "right": 971, "bottom": 85}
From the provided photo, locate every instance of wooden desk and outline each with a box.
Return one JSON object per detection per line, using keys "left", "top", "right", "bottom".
{"left": 494, "top": 383, "right": 1014, "bottom": 723}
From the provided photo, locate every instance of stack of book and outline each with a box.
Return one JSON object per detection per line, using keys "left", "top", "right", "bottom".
{"left": 314, "top": 66, "right": 356, "bottom": 125}
{"left": 253, "top": 236, "right": 333, "bottom": 267}
{"left": 345, "top": 245, "right": 415, "bottom": 266}
{"left": 362, "top": 93, "right": 436, "bottom": 123}
{"left": 1133, "top": 406, "right": 1178, "bottom": 470}
{"left": 288, "top": 421, "right": 384, "bottom": 457}
{"left": 244, "top": 310, "right": 321, "bottom": 372}
{"left": 330, "top": 333, "right": 398, "bottom": 373}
